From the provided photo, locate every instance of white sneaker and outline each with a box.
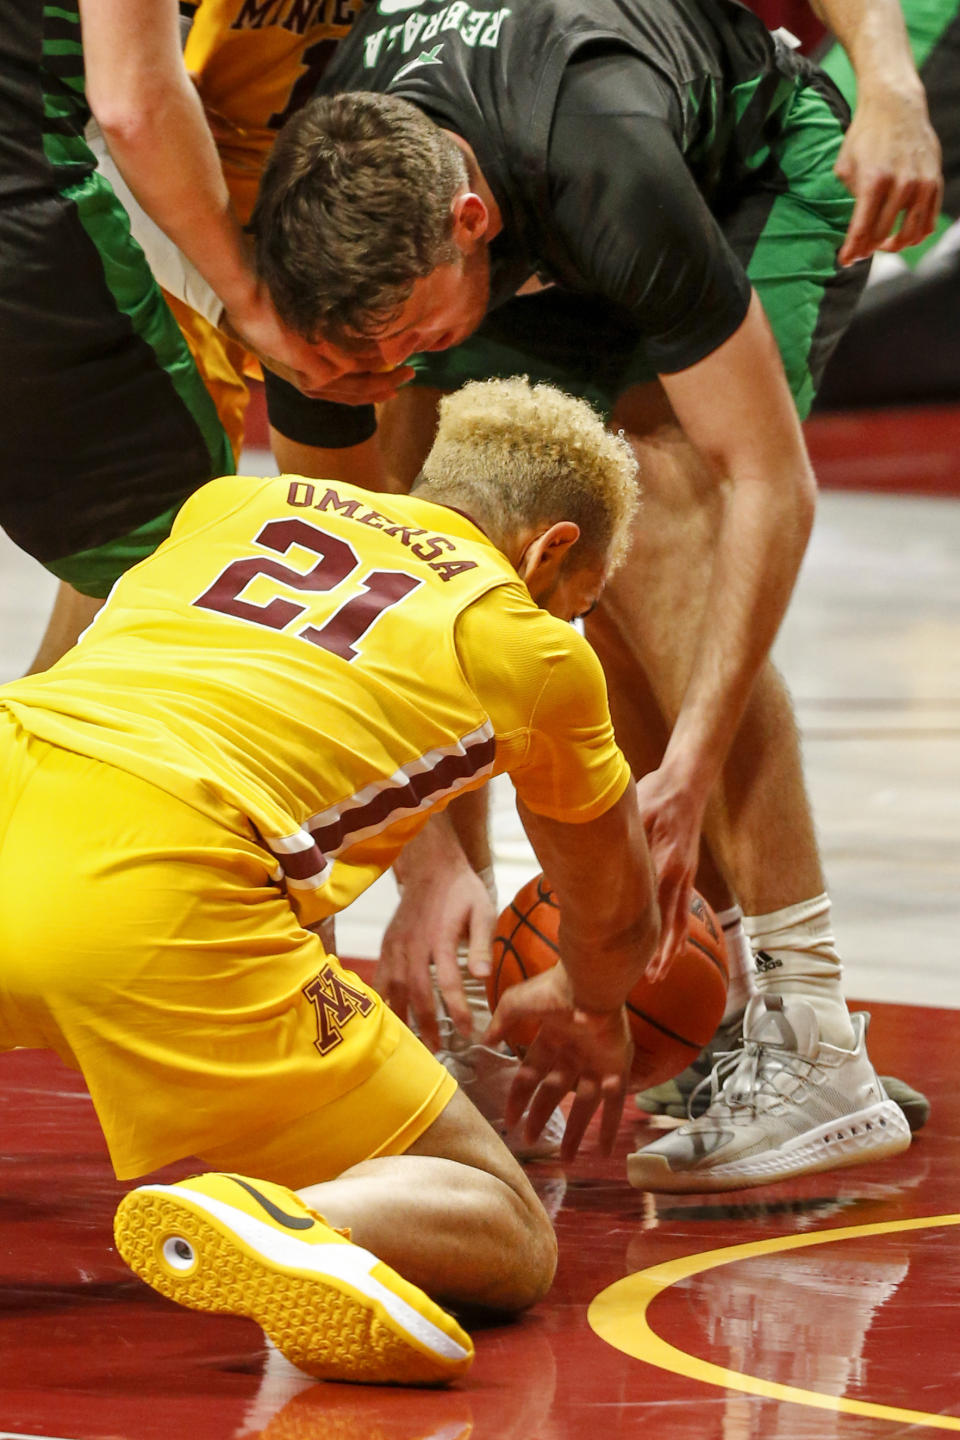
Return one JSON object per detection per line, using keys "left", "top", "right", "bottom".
{"left": 627, "top": 994, "right": 911, "bottom": 1193}
{"left": 438, "top": 1031, "right": 566, "bottom": 1161}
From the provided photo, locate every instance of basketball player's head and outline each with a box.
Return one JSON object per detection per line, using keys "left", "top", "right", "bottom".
{"left": 414, "top": 377, "right": 640, "bottom": 620}
{"left": 251, "top": 92, "right": 491, "bottom": 361}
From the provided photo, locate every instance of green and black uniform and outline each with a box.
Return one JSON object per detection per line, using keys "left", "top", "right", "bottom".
{"left": 268, "top": 0, "right": 868, "bottom": 442}
{"left": 0, "top": 2, "right": 233, "bottom": 597}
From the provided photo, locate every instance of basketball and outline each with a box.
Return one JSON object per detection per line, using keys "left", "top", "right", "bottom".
{"left": 487, "top": 874, "right": 729, "bottom": 1086}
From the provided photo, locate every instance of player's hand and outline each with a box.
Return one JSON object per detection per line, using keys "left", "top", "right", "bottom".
{"left": 220, "top": 284, "right": 410, "bottom": 401}
{"left": 835, "top": 84, "right": 943, "bottom": 266}
{"left": 376, "top": 859, "right": 496, "bottom": 1052}
{"left": 633, "top": 766, "right": 704, "bottom": 982}
{"left": 485, "top": 967, "right": 633, "bottom": 1162}
{"left": 258, "top": 348, "right": 415, "bottom": 405}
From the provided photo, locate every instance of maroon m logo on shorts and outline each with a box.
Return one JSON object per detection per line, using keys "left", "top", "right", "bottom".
{"left": 302, "top": 964, "right": 376, "bottom": 1055}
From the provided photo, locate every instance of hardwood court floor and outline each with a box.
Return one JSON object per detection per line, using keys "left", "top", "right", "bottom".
{"left": 1, "top": 1002, "right": 958, "bottom": 1440}
{"left": 1, "top": 402, "right": 959, "bottom": 1438}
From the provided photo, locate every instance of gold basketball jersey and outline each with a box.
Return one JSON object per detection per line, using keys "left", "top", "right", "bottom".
{"left": 184, "top": 0, "right": 366, "bottom": 221}
{"left": 3, "top": 476, "right": 628, "bottom": 923}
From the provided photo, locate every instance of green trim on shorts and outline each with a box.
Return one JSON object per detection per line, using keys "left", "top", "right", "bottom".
{"left": 45, "top": 502, "right": 182, "bottom": 598}
{"left": 743, "top": 84, "right": 857, "bottom": 419}
{"left": 65, "top": 169, "right": 234, "bottom": 481}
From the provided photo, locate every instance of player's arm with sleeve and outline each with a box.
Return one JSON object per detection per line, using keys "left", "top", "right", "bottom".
{"left": 809, "top": 0, "right": 942, "bottom": 262}
{"left": 79, "top": 0, "right": 331, "bottom": 391}
{"left": 547, "top": 74, "right": 817, "bottom": 962}
{"left": 486, "top": 618, "right": 661, "bottom": 1159}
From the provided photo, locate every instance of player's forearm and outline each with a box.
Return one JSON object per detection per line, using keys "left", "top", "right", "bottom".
{"left": 809, "top": 0, "right": 924, "bottom": 96}
{"left": 660, "top": 457, "right": 814, "bottom": 802}
{"left": 392, "top": 810, "right": 470, "bottom": 890}
{"left": 92, "top": 94, "right": 256, "bottom": 318}
{"left": 269, "top": 428, "right": 398, "bottom": 493}
{"left": 660, "top": 296, "right": 817, "bottom": 804}
{"left": 88, "top": 128, "right": 225, "bottom": 325}
{"left": 518, "top": 791, "right": 659, "bottom": 1012}
{"left": 80, "top": 0, "right": 259, "bottom": 323}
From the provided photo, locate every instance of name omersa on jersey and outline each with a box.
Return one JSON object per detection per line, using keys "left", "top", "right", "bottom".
{"left": 287, "top": 482, "right": 480, "bottom": 581}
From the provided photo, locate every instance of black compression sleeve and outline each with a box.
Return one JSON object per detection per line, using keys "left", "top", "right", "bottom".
{"left": 262, "top": 368, "right": 377, "bottom": 449}
{"left": 546, "top": 50, "right": 751, "bottom": 373}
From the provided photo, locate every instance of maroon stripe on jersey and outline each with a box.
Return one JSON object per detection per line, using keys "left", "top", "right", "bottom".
{"left": 308, "top": 732, "right": 497, "bottom": 857}
{"left": 277, "top": 844, "right": 330, "bottom": 883}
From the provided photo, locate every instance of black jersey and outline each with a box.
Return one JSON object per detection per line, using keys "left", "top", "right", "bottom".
{"left": 315, "top": 0, "right": 824, "bottom": 372}
{"left": 0, "top": 1, "right": 94, "bottom": 200}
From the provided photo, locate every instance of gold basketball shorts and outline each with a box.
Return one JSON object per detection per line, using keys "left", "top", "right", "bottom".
{"left": 0, "top": 710, "right": 454, "bottom": 1182}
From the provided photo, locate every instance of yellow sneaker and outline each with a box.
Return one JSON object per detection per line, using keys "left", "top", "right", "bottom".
{"left": 114, "top": 1171, "right": 474, "bottom": 1386}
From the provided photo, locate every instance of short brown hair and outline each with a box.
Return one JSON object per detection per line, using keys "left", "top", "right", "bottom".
{"left": 416, "top": 377, "right": 640, "bottom": 572}
{"left": 250, "top": 92, "right": 466, "bottom": 346}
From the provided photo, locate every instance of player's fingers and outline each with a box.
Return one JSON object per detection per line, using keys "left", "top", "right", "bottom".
{"left": 503, "top": 1057, "right": 550, "bottom": 1130}
{"left": 483, "top": 986, "right": 521, "bottom": 1049}
{"left": 373, "top": 944, "right": 407, "bottom": 1014}
{"left": 838, "top": 182, "right": 889, "bottom": 265}
{"left": 525, "top": 1066, "right": 572, "bottom": 1143}
{"left": 464, "top": 902, "right": 494, "bottom": 982}
{"left": 559, "top": 1076, "right": 602, "bottom": 1161}
{"left": 650, "top": 907, "right": 686, "bottom": 985}
{"left": 380, "top": 974, "right": 412, "bottom": 1031}
{"left": 873, "top": 182, "right": 918, "bottom": 252}
{"left": 647, "top": 870, "right": 687, "bottom": 981}
{"left": 884, "top": 181, "right": 942, "bottom": 252}
{"left": 597, "top": 1075, "right": 628, "bottom": 1155}
{"left": 300, "top": 366, "right": 416, "bottom": 404}
{"left": 433, "top": 946, "right": 473, "bottom": 1039}
{"left": 405, "top": 962, "right": 441, "bottom": 1052}
{"left": 483, "top": 974, "right": 551, "bottom": 1048}
{"left": 643, "top": 940, "right": 670, "bottom": 984}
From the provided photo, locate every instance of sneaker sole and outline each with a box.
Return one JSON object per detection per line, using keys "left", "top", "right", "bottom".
{"left": 627, "top": 1099, "right": 912, "bottom": 1194}
{"left": 114, "top": 1185, "right": 473, "bottom": 1385}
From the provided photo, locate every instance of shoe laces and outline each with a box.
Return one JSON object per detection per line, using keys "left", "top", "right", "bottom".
{"left": 687, "top": 1012, "right": 747, "bottom": 1080}
{"left": 689, "top": 1035, "right": 824, "bottom": 1120}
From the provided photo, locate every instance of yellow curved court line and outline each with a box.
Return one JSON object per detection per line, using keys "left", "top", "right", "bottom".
{"left": 588, "top": 1212, "right": 960, "bottom": 1429}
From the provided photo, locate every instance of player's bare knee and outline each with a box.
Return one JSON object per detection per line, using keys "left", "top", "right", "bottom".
{"left": 518, "top": 1193, "right": 559, "bottom": 1307}
{"left": 483, "top": 1175, "right": 558, "bottom": 1312}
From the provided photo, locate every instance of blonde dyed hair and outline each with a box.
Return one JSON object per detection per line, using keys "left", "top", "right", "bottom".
{"left": 417, "top": 377, "right": 639, "bottom": 571}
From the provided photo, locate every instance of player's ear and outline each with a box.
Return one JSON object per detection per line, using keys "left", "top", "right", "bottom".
{"left": 517, "top": 521, "right": 581, "bottom": 589}
{"left": 451, "top": 191, "right": 490, "bottom": 248}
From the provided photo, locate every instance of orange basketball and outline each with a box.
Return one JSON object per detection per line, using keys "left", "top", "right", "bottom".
{"left": 487, "top": 874, "right": 729, "bottom": 1086}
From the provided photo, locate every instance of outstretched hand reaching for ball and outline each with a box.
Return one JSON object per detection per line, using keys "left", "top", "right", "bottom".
{"left": 379, "top": 813, "right": 496, "bottom": 1051}
{"left": 485, "top": 966, "right": 633, "bottom": 1162}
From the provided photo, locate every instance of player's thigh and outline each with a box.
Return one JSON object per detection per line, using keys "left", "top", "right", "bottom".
{"left": 402, "top": 1085, "right": 551, "bottom": 1232}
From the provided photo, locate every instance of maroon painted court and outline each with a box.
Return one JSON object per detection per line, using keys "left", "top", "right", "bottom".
{"left": 2, "top": 996, "right": 958, "bottom": 1440}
